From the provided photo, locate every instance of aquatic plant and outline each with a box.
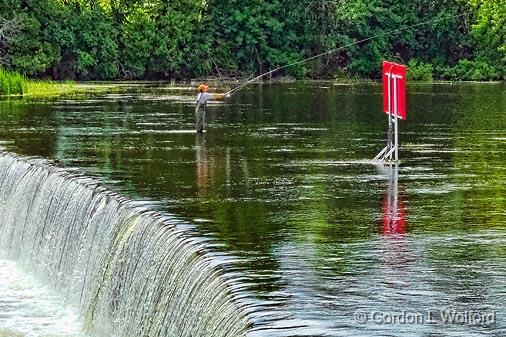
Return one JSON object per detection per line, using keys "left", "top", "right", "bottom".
{"left": 24, "top": 80, "right": 77, "bottom": 97}
{"left": 0, "top": 68, "right": 26, "bottom": 95}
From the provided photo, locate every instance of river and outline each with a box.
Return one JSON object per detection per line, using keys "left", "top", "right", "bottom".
{"left": 0, "top": 81, "right": 504, "bottom": 336}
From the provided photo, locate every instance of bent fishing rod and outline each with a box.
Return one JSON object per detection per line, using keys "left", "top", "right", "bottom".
{"left": 224, "top": 13, "right": 466, "bottom": 97}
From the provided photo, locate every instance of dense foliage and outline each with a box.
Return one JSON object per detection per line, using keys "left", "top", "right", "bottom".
{"left": 0, "top": 0, "right": 504, "bottom": 80}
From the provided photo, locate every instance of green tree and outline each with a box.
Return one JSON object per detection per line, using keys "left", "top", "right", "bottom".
{"left": 147, "top": 0, "right": 205, "bottom": 79}
{"left": 0, "top": 0, "right": 503, "bottom": 80}
{"left": 0, "top": 0, "right": 60, "bottom": 75}
{"left": 72, "top": 5, "right": 119, "bottom": 79}
{"left": 469, "top": 0, "right": 506, "bottom": 78}
{"left": 119, "top": 6, "right": 155, "bottom": 78}
{"left": 206, "top": 0, "right": 302, "bottom": 76}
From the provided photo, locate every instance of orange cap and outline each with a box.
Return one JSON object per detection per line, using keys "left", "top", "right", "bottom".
{"left": 198, "top": 84, "right": 208, "bottom": 93}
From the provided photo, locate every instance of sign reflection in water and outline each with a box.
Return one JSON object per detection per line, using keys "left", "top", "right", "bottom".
{"left": 379, "top": 164, "right": 406, "bottom": 236}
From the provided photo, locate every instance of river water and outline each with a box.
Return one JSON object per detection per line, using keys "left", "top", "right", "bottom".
{"left": 0, "top": 82, "right": 505, "bottom": 336}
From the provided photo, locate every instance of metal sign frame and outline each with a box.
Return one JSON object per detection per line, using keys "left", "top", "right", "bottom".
{"left": 374, "top": 61, "right": 406, "bottom": 163}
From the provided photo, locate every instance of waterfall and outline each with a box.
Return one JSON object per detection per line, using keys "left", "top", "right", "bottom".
{"left": 0, "top": 151, "right": 251, "bottom": 337}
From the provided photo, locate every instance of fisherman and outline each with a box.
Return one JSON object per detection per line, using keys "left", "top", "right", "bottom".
{"left": 195, "top": 84, "right": 228, "bottom": 133}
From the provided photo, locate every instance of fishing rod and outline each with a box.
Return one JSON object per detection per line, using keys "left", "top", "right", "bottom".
{"left": 224, "top": 13, "right": 466, "bottom": 97}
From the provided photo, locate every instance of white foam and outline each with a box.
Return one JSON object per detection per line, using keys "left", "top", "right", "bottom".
{"left": 0, "top": 259, "right": 86, "bottom": 337}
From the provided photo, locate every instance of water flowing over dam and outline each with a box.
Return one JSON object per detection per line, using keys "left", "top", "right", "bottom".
{"left": 0, "top": 151, "right": 251, "bottom": 337}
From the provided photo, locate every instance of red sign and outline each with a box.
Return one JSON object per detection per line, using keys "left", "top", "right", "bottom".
{"left": 382, "top": 61, "right": 406, "bottom": 120}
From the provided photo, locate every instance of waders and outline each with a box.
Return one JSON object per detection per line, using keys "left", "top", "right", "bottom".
{"left": 195, "top": 104, "right": 205, "bottom": 132}
{"left": 195, "top": 93, "right": 207, "bottom": 133}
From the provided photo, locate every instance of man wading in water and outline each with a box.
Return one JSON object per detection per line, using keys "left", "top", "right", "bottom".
{"left": 195, "top": 84, "right": 228, "bottom": 133}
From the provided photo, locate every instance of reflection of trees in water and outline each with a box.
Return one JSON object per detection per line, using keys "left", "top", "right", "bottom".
{"left": 450, "top": 84, "right": 506, "bottom": 230}
{"left": 193, "top": 132, "right": 287, "bottom": 294}
{"left": 0, "top": 99, "right": 58, "bottom": 157}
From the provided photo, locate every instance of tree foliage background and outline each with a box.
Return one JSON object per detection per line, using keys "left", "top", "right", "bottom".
{"left": 0, "top": 0, "right": 504, "bottom": 80}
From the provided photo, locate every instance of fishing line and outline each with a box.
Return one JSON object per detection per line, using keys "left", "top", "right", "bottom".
{"left": 224, "top": 13, "right": 466, "bottom": 96}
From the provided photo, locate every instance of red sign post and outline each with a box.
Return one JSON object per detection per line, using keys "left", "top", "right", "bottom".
{"left": 382, "top": 61, "right": 406, "bottom": 120}
{"left": 374, "top": 61, "right": 407, "bottom": 163}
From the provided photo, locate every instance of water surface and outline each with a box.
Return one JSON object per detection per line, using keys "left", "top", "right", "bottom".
{"left": 0, "top": 82, "right": 505, "bottom": 336}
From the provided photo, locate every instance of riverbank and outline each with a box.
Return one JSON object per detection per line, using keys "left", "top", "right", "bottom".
{"left": 1, "top": 73, "right": 503, "bottom": 99}
{"left": 23, "top": 81, "right": 123, "bottom": 97}
{"left": 0, "top": 68, "right": 121, "bottom": 98}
